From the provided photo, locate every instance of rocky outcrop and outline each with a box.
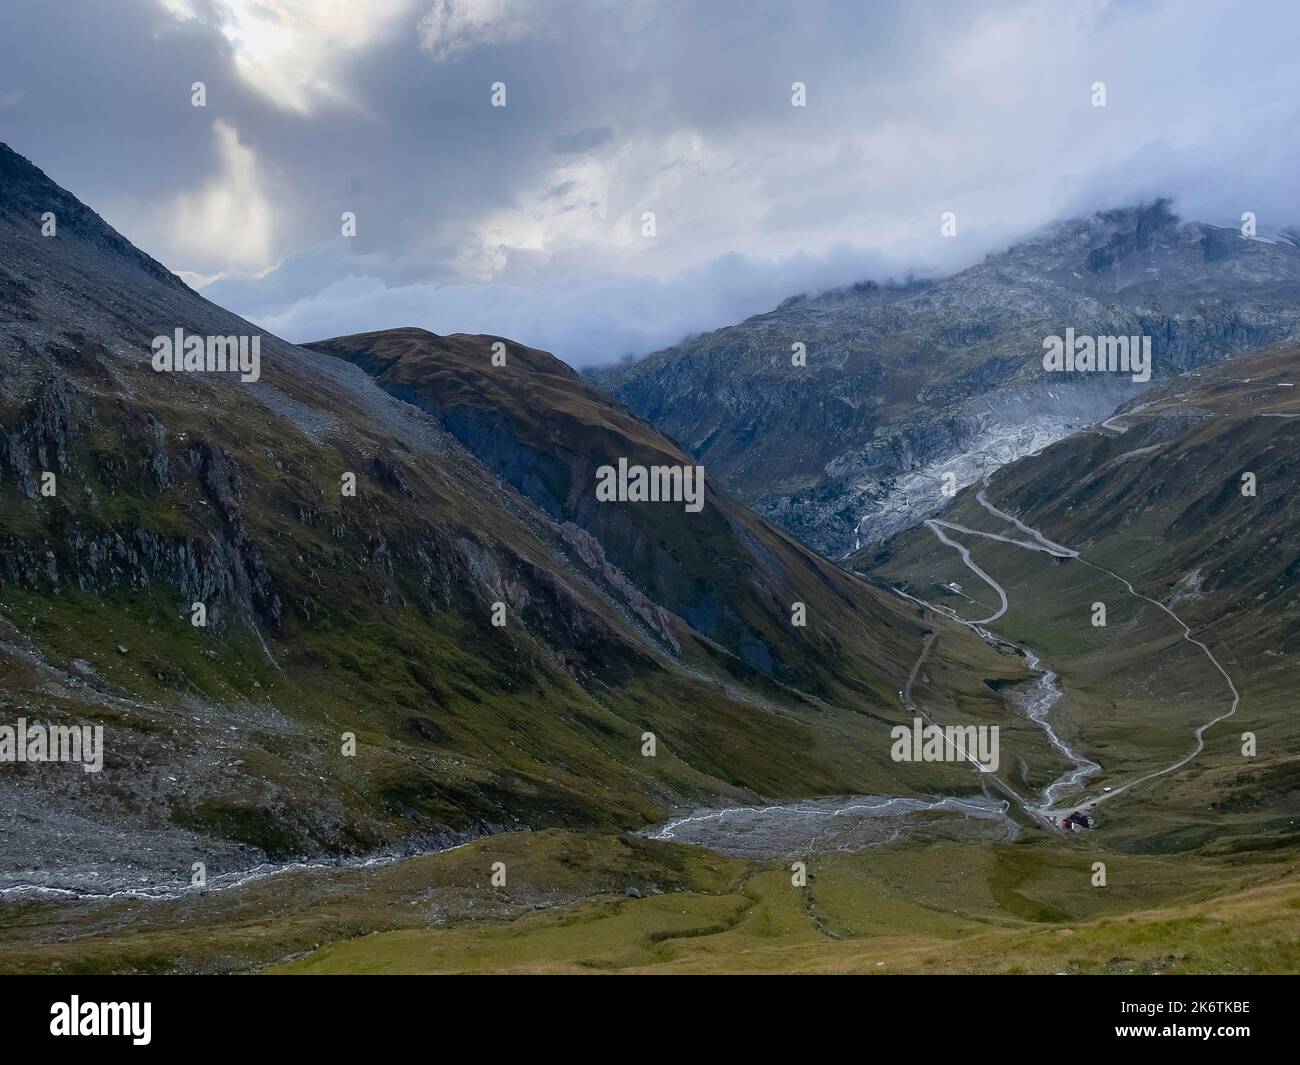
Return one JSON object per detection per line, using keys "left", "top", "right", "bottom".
{"left": 1, "top": 377, "right": 80, "bottom": 498}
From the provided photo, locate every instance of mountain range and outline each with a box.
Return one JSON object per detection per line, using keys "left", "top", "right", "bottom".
{"left": 0, "top": 142, "right": 1009, "bottom": 898}
{"left": 590, "top": 201, "right": 1300, "bottom": 556}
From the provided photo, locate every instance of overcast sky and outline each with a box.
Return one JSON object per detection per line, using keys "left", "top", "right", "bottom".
{"left": 2, "top": 0, "right": 1298, "bottom": 366}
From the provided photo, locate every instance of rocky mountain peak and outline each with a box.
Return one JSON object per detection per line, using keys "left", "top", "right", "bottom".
{"left": 0, "top": 141, "right": 186, "bottom": 290}
{"left": 590, "top": 198, "right": 1300, "bottom": 556}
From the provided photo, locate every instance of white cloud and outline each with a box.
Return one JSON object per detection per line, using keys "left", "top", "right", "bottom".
{"left": 168, "top": 120, "right": 275, "bottom": 271}
{"left": 157, "top": 0, "right": 413, "bottom": 112}
{"left": 72, "top": 0, "right": 1300, "bottom": 364}
{"left": 417, "top": 0, "right": 539, "bottom": 61}
{"left": 214, "top": 238, "right": 912, "bottom": 366}
{"left": 438, "top": 0, "right": 1300, "bottom": 305}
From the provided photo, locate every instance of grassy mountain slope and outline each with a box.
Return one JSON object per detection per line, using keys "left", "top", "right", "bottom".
{"left": 305, "top": 327, "right": 915, "bottom": 704}
{"left": 4, "top": 826, "right": 1297, "bottom": 974}
{"left": 856, "top": 343, "right": 1300, "bottom": 851}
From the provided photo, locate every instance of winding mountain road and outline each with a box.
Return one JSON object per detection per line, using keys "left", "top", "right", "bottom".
{"left": 898, "top": 477, "right": 1240, "bottom": 823}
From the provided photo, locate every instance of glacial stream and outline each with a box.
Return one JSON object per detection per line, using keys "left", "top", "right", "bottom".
{"left": 1015, "top": 650, "right": 1101, "bottom": 807}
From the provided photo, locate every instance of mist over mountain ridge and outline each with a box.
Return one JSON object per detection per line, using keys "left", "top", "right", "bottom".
{"left": 589, "top": 199, "right": 1300, "bottom": 555}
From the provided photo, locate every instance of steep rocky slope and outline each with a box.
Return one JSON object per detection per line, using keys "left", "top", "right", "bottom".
{"left": 590, "top": 202, "right": 1300, "bottom": 556}
{"left": 305, "top": 327, "right": 913, "bottom": 697}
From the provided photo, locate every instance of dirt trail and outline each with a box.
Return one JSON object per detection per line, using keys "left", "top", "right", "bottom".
{"left": 898, "top": 476, "right": 1240, "bottom": 821}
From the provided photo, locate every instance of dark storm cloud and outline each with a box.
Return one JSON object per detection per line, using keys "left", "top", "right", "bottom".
{"left": 2, "top": 0, "right": 1298, "bottom": 366}
{"left": 0, "top": 1, "right": 247, "bottom": 208}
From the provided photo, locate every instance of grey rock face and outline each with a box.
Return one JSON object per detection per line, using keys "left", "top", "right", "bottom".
{"left": 590, "top": 201, "right": 1300, "bottom": 556}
